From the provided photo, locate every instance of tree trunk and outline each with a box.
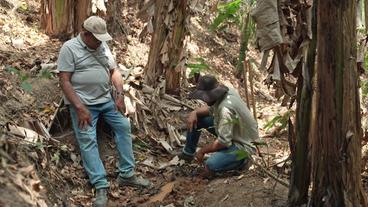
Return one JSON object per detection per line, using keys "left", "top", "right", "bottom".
{"left": 287, "top": 2, "right": 316, "bottom": 206}
{"left": 310, "top": 1, "right": 367, "bottom": 206}
{"left": 145, "top": 0, "right": 170, "bottom": 87}
{"left": 235, "top": 12, "right": 253, "bottom": 78}
{"left": 41, "top": 0, "right": 74, "bottom": 38}
{"left": 145, "top": 0, "right": 189, "bottom": 95}
{"left": 41, "top": 0, "right": 91, "bottom": 38}
{"left": 41, "top": 0, "right": 123, "bottom": 39}
{"left": 74, "top": 0, "right": 91, "bottom": 34}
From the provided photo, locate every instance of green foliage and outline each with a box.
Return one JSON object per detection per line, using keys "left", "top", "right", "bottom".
{"left": 60, "top": 144, "right": 68, "bottom": 152}
{"left": 18, "top": 2, "right": 28, "bottom": 12}
{"left": 20, "top": 82, "right": 32, "bottom": 92}
{"left": 231, "top": 149, "right": 249, "bottom": 160}
{"left": 364, "top": 52, "right": 368, "bottom": 73}
{"left": 186, "top": 58, "right": 210, "bottom": 77}
{"left": 6, "top": 66, "right": 54, "bottom": 93}
{"left": 35, "top": 141, "right": 46, "bottom": 151}
{"left": 6, "top": 66, "right": 33, "bottom": 92}
{"left": 224, "top": 117, "right": 240, "bottom": 125}
{"left": 6, "top": 67, "right": 20, "bottom": 75}
{"left": 39, "top": 69, "right": 53, "bottom": 79}
{"left": 252, "top": 141, "right": 268, "bottom": 146}
{"left": 133, "top": 138, "right": 150, "bottom": 151}
{"left": 362, "top": 81, "right": 368, "bottom": 98}
{"left": 209, "top": 0, "right": 243, "bottom": 31}
{"left": 51, "top": 151, "right": 60, "bottom": 165}
{"left": 362, "top": 53, "right": 368, "bottom": 98}
{"left": 264, "top": 110, "right": 294, "bottom": 132}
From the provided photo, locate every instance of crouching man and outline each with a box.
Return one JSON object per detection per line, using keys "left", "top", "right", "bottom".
{"left": 179, "top": 75, "right": 259, "bottom": 176}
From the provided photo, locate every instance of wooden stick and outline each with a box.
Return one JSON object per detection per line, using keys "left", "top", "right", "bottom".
{"left": 252, "top": 160, "right": 289, "bottom": 187}
{"left": 47, "top": 98, "right": 64, "bottom": 132}
{"left": 243, "top": 58, "right": 250, "bottom": 109}
{"left": 248, "top": 61, "right": 258, "bottom": 123}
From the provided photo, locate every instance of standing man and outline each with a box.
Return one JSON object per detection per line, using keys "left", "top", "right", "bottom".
{"left": 179, "top": 75, "right": 259, "bottom": 176}
{"left": 57, "top": 16, "right": 149, "bottom": 207}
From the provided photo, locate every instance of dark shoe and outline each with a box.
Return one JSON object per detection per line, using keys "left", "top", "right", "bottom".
{"left": 118, "top": 175, "right": 150, "bottom": 188}
{"left": 93, "top": 188, "right": 108, "bottom": 207}
{"left": 178, "top": 152, "right": 194, "bottom": 162}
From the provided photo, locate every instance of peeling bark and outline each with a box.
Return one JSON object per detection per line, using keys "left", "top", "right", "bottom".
{"left": 310, "top": 1, "right": 367, "bottom": 206}
{"left": 288, "top": 2, "right": 316, "bottom": 206}
{"left": 145, "top": 0, "right": 189, "bottom": 95}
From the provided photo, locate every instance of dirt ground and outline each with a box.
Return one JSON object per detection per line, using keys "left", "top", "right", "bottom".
{"left": 0, "top": 1, "right": 293, "bottom": 206}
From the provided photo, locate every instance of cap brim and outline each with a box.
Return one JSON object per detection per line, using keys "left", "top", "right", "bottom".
{"left": 93, "top": 33, "right": 113, "bottom": 42}
{"left": 189, "top": 85, "right": 229, "bottom": 103}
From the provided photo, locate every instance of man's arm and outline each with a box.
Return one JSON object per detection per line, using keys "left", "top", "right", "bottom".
{"left": 187, "top": 106, "right": 210, "bottom": 132}
{"left": 59, "top": 72, "right": 91, "bottom": 129}
{"left": 111, "top": 69, "right": 123, "bottom": 94}
{"left": 196, "top": 140, "right": 227, "bottom": 163}
{"left": 196, "top": 107, "right": 235, "bottom": 163}
{"left": 110, "top": 69, "right": 126, "bottom": 112}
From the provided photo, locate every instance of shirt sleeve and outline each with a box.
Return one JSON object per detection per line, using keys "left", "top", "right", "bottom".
{"left": 216, "top": 107, "right": 237, "bottom": 147}
{"left": 57, "top": 44, "right": 75, "bottom": 72}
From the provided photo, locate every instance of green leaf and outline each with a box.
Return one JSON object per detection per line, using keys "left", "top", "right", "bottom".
{"left": 224, "top": 117, "right": 240, "bottom": 125}
{"left": 60, "top": 145, "right": 68, "bottom": 152}
{"left": 264, "top": 111, "right": 294, "bottom": 132}
{"left": 39, "top": 69, "right": 53, "bottom": 79}
{"left": 231, "top": 149, "right": 249, "bottom": 160}
{"left": 186, "top": 57, "right": 210, "bottom": 77}
{"left": 20, "top": 74, "right": 29, "bottom": 81}
{"left": 21, "top": 82, "right": 32, "bottom": 92}
{"left": 35, "top": 142, "right": 45, "bottom": 151}
{"left": 209, "top": 0, "right": 243, "bottom": 31}
{"left": 362, "top": 81, "right": 368, "bottom": 97}
{"left": 264, "top": 115, "right": 283, "bottom": 131}
{"left": 6, "top": 66, "right": 20, "bottom": 75}
{"left": 252, "top": 141, "right": 268, "bottom": 146}
{"left": 51, "top": 151, "right": 60, "bottom": 164}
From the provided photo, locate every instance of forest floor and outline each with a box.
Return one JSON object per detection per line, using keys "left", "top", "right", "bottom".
{"left": 0, "top": 0, "right": 327, "bottom": 207}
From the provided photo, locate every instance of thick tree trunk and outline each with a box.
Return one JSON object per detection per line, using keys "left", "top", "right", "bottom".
{"left": 41, "top": 0, "right": 122, "bottom": 39}
{"left": 145, "top": 0, "right": 170, "bottom": 87}
{"left": 41, "top": 0, "right": 91, "bottom": 38}
{"left": 105, "top": 0, "right": 123, "bottom": 35}
{"left": 165, "top": 0, "right": 188, "bottom": 95}
{"left": 74, "top": 0, "right": 91, "bottom": 34}
{"left": 310, "top": 1, "right": 367, "bottom": 206}
{"left": 41, "top": 0, "right": 74, "bottom": 38}
{"left": 145, "top": 0, "right": 189, "bottom": 95}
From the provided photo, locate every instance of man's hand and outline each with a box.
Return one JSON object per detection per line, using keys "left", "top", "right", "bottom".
{"left": 187, "top": 111, "right": 198, "bottom": 132}
{"left": 59, "top": 72, "right": 92, "bottom": 129}
{"left": 76, "top": 105, "right": 92, "bottom": 129}
{"left": 195, "top": 149, "right": 205, "bottom": 164}
{"left": 115, "top": 95, "right": 126, "bottom": 114}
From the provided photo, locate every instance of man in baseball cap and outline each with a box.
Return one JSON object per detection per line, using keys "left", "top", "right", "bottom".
{"left": 57, "top": 16, "right": 150, "bottom": 207}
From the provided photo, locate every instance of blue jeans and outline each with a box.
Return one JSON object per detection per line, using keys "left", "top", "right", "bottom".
{"left": 69, "top": 100, "right": 135, "bottom": 189}
{"left": 183, "top": 116, "right": 246, "bottom": 172}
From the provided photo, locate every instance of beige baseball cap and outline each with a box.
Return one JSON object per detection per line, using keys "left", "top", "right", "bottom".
{"left": 83, "top": 16, "right": 112, "bottom": 42}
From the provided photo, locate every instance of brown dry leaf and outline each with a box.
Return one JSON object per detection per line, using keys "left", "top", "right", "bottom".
{"left": 110, "top": 190, "right": 120, "bottom": 199}
{"left": 146, "top": 181, "right": 176, "bottom": 204}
